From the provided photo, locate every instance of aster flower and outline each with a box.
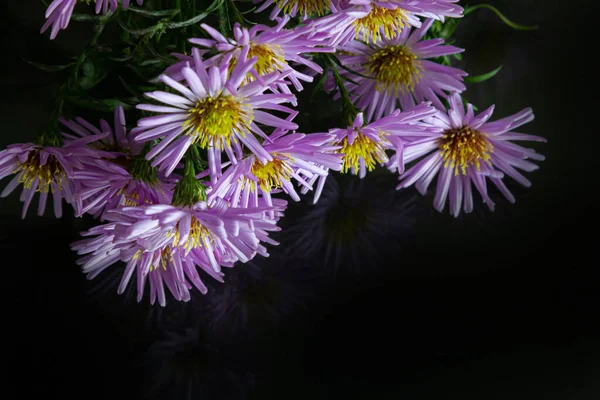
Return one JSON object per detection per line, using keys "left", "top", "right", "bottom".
{"left": 134, "top": 48, "right": 299, "bottom": 177}
{"left": 41, "top": 0, "right": 144, "bottom": 40}
{"left": 394, "top": 92, "right": 546, "bottom": 217}
{"left": 0, "top": 135, "right": 113, "bottom": 218}
{"left": 71, "top": 156, "right": 174, "bottom": 218}
{"left": 72, "top": 189, "right": 285, "bottom": 306}
{"left": 184, "top": 19, "right": 333, "bottom": 97}
{"left": 341, "top": 0, "right": 463, "bottom": 44}
{"left": 60, "top": 105, "right": 142, "bottom": 155}
{"left": 209, "top": 132, "right": 342, "bottom": 206}
{"left": 255, "top": 0, "right": 336, "bottom": 20}
{"left": 60, "top": 106, "right": 172, "bottom": 217}
{"left": 327, "top": 103, "right": 439, "bottom": 178}
{"left": 335, "top": 19, "right": 466, "bottom": 121}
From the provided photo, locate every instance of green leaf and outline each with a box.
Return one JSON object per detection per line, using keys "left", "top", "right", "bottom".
{"left": 464, "top": 4, "right": 539, "bottom": 31}
{"left": 464, "top": 65, "right": 503, "bottom": 84}
{"left": 23, "top": 59, "right": 74, "bottom": 72}
{"left": 76, "top": 53, "right": 113, "bottom": 91}
{"left": 109, "top": 55, "right": 134, "bottom": 62}
{"left": 438, "top": 18, "right": 461, "bottom": 39}
{"left": 70, "top": 13, "right": 102, "bottom": 22}
{"left": 125, "top": 7, "right": 180, "bottom": 18}
{"left": 166, "top": 0, "right": 224, "bottom": 29}
{"left": 165, "top": 10, "right": 212, "bottom": 29}
{"left": 311, "top": 67, "right": 329, "bottom": 100}
{"left": 117, "top": 20, "right": 166, "bottom": 36}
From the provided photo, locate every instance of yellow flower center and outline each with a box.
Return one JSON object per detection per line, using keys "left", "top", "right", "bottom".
{"left": 248, "top": 155, "right": 294, "bottom": 192}
{"left": 249, "top": 44, "right": 287, "bottom": 76}
{"left": 122, "top": 190, "right": 140, "bottom": 207}
{"left": 118, "top": 187, "right": 158, "bottom": 207}
{"left": 169, "top": 216, "right": 214, "bottom": 253}
{"left": 338, "top": 131, "right": 388, "bottom": 173}
{"left": 137, "top": 247, "right": 174, "bottom": 272}
{"left": 184, "top": 94, "right": 253, "bottom": 150}
{"left": 159, "top": 247, "right": 172, "bottom": 270}
{"left": 367, "top": 45, "right": 423, "bottom": 94}
{"left": 438, "top": 126, "right": 494, "bottom": 175}
{"left": 274, "top": 0, "right": 331, "bottom": 17}
{"left": 15, "top": 150, "right": 66, "bottom": 193}
{"left": 353, "top": 5, "right": 409, "bottom": 43}
{"left": 228, "top": 43, "right": 287, "bottom": 84}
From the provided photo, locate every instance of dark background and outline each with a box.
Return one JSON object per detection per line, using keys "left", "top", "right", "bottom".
{"left": 2, "top": 0, "right": 598, "bottom": 398}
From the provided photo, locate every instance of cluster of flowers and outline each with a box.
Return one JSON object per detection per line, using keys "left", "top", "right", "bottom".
{"left": 0, "top": 0, "right": 545, "bottom": 305}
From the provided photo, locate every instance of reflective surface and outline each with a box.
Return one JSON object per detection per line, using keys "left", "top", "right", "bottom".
{"left": 3, "top": 0, "right": 598, "bottom": 399}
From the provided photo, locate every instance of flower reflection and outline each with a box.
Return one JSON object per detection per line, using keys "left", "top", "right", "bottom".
{"left": 200, "top": 256, "right": 319, "bottom": 339}
{"left": 279, "top": 171, "right": 420, "bottom": 275}
{"left": 143, "top": 327, "right": 254, "bottom": 400}
{"left": 83, "top": 262, "right": 191, "bottom": 331}
{"left": 84, "top": 240, "right": 319, "bottom": 338}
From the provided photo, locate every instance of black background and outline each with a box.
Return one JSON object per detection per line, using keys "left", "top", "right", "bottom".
{"left": 2, "top": 0, "right": 598, "bottom": 399}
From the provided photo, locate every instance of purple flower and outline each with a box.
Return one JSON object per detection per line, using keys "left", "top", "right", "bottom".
{"left": 342, "top": 0, "right": 463, "bottom": 44}
{"left": 71, "top": 158, "right": 174, "bottom": 218}
{"left": 183, "top": 19, "right": 333, "bottom": 96}
{"left": 328, "top": 102, "right": 439, "bottom": 178}
{"left": 41, "top": 0, "right": 143, "bottom": 40}
{"left": 60, "top": 105, "right": 143, "bottom": 155}
{"left": 0, "top": 136, "right": 113, "bottom": 218}
{"left": 209, "top": 132, "right": 343, "bottom": 205}
{"left": 303, "top": 0, "right": 462, "bottom": 47}
{"left": 395, "top": 92, "right": 546, "bottom": 217}
{"left": 133, "top": 48, "right": 299, "bottom": 177}
{"left": 41, "top": 0, "right": 76, "bottom": 40}
{"left": 60, "top": 105, "right": 172, "bottom": 218}
{"left": 334, "top": 19, "right": 466, "bottom": 121}
{"left": 255, "top": 0, "right": 336, "bottom": 20}
{"left": 72, "top": 198, "right": 286, "bottom": 306}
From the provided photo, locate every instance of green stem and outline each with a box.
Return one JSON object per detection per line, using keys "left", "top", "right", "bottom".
{"left": 332, "top": 68, "right": 361, "bottom": 126}
{"left": 36, "top": 13, "right": 115, "bottom": 147}
{"left": 172, "top": 156, "right": 207, "bottom": 206}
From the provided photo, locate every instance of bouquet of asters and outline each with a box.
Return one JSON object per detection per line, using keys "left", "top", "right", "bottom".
{"left": 0, "top": 0, "right": 544, "bottom": 306}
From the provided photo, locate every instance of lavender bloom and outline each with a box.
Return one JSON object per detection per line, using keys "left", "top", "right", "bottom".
{"left": 186, "top": 19, "right": 333, "bottom": 96}
{"left": 394, "top": 92, "right": 546, "bottom": 217}
{"left": 71, "top": 158, "right": 174, "bottom": 218}
{"left": 60, "top": 105, "right": 143, "bottom": 155}
{"left": 61, "top": 105, "right": 171, "bottom": 217}
{"left": 327, "top": 102, "right": 439, "bottom": 178}
{"left": 73, "top": 226, "right": 219, "bottom": 307}
{"left": 134, "top": 48, "right": 299, "bottom": 177}
{"left": 94, "top": 0, "right": 144, "bottom": 14}
{"left": 41, "top": 0, "right": 143, "bottom": 40}
{"left": 334, "top": 19, "right": 466, "bottom": 121}
{"left": 255, "top": 0, "right": 336, "bottom": 20}
{"left": 209, "top": 132, "right": 343, "bottom": 206}
{"left": 0, "top": 136, "right": 113, "bottom": 218}
{"left": 72, "top": 198, "right": 285, "bottom": 306}
{"left": 340, "top": 0, "right": 462, "bottom": 44}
